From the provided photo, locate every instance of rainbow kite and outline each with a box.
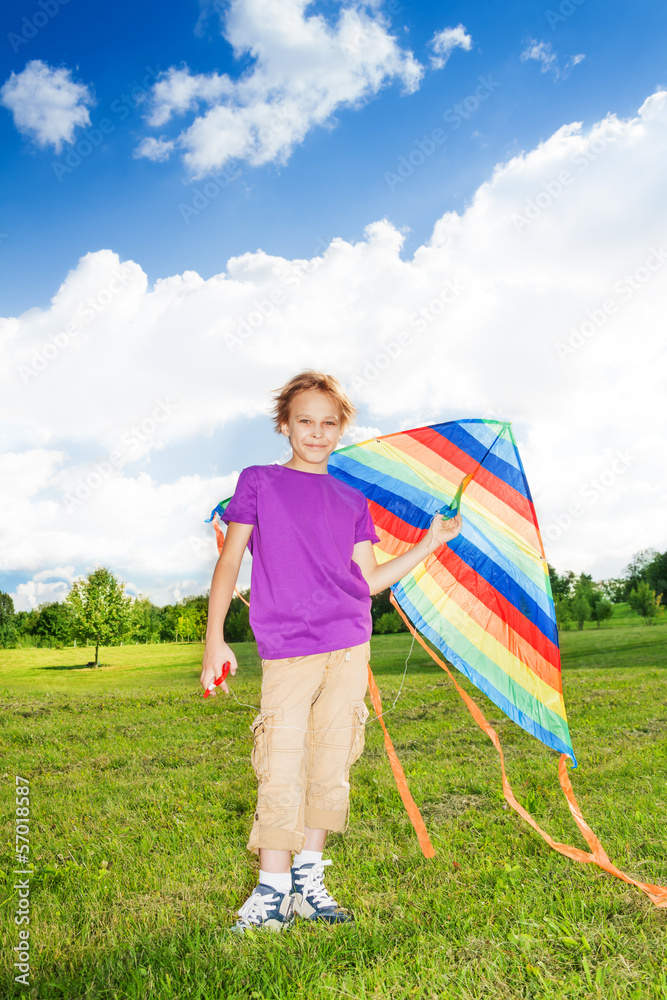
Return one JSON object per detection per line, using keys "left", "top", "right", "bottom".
{"left": 207, "top": 419, "right": 667, "bottom": 908}
{"left": 328, "top": 420, "right": 575, "bottom": 764}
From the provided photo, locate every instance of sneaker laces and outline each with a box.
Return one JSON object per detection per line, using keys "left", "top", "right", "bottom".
{"left": 237, "top": 888, "right": 280, "bottom": 925}
{"left": 296, "top": 860, "right": 339, "bottom": 909}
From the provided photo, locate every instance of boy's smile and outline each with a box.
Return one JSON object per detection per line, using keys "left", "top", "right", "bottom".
{"left": 281, "top": 389, "right": 343, "bottom": 473}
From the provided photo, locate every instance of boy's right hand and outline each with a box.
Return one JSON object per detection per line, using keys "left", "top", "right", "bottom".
{"left": 200, "top": 642, "right": 238, "bottom": 696}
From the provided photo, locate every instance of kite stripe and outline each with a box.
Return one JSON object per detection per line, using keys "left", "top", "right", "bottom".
{"left": 327, "top": 418, "right": 575, "bottom": 762}
{"left": 394, "top": 582, "right": 574, "bottom": 757}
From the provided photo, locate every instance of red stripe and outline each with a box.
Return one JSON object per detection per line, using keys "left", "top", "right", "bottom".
{"left": 368, "top": 500, "right": 427, "bottom": 547}
{"left": 370, "top": 499, "right": 559, "bottom": 675}
{"left": 405, "top": 427, "right": 535, "bottom": 524}
{"left": 434, "top": 545, "right": 561, "bottom": 673}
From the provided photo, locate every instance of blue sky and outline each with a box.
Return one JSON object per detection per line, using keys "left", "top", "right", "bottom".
{"left": 1, "top": 0, "right": 667, "bottom": 608}
{"left": 3, "top": 0, "right": 666, "bottom": 312}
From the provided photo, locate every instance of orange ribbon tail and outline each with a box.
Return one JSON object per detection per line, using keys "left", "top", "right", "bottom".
{"left": 387, "top": 593, "right": 667, "bottom": 908}
{"left": 213, "top": 518, "right": 250, "bottom": 607}
{"left": 367, "top": 664, "right": 435, "bottom": 858}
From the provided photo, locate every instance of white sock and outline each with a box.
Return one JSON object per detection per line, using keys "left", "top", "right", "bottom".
{"left": 292, "top": 849, "right": 323, "bottom": 868}
{"left": 258, "top": 870, "right": 292, "bottom": 894}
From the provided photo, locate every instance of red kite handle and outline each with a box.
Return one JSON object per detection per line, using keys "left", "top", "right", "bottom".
{"left": 203, "top": 660, "right": 231, "bottom": 698}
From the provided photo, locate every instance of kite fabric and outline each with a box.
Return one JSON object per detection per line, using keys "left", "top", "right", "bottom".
{"left": 327, "top": 419, "right": 575, "bottom": 766}
{"left": 206, "top": 418, "right": 667, "bottom": 908}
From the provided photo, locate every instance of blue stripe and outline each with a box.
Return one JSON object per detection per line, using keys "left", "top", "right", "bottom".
{"left": 430, "top": 423, "right": 529, "bottom": 500}
{"left": 393, "top": 583, "right": 576, "bottom": 764}
{"left": 328, "top": 462, "right": 437, "bottom": 530}
{"left": 205, "top": 498, "right": 231, "bottom": 523}
{"left": 454, "top": 527, "right": 556, "bottom": 639}
{"left": 455, "top": 420, "right": 521, "bottom": 471}
{"left": 330, "top": 452, "right": 448, "bottom": 516}
{"left": 331, "top": 451, "right": 556, "bottom": 642}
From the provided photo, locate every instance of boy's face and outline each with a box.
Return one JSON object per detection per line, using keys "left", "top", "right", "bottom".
{"left": 281, "top": 389, "right": 343, "bottom": 472}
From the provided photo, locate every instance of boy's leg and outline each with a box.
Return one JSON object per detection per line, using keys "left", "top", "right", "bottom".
{"left": 304, "top": 641, "right": 370, "bottom": 833}
{"left": 291, "top": 642, "right": 370, "bottom": 923}
{"left": 247, "top": 652, "right": 331, "bottom": 857}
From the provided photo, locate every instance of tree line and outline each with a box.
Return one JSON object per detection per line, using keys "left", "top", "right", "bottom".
{"left": 0, "top": 567, "right": 409, "bottom": 660}
{"left": 0, "top": 548, "right": 664, "bottom": 656}
{"left": 549, "top": 547, "right": 665, "bottom": 629}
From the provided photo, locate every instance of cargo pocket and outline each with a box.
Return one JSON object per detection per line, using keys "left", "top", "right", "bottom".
{"left": 345, "top": 699, "right": 370, "bottom": 770}
{"left": 250, "top": 708, "right": 283, "bottom": 783}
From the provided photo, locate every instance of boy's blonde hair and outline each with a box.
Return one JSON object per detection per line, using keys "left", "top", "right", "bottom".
{"left": 271, "top": 371, "right": 357, "bottom": 433}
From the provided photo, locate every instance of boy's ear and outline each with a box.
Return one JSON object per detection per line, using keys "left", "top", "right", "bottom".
{"left": 280, "top": 422, "right": 290, "bottom": 438}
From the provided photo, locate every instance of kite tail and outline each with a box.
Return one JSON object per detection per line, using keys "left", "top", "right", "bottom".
{"left": 389, "top": 594, "right": 667, "bottom": 909}
{"left": 366, "top": 665, "right": 435, "bottom": 858}
{"left": 213, "top": 518, "right": 250, "bottom": 608}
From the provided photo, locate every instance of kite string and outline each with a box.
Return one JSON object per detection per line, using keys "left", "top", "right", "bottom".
{"left": 365, "top": 525, "right": 438, "bottom": 725}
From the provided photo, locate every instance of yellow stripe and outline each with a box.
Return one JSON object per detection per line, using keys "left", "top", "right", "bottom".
{"left": 412, "top": 564, "right": 568, "bottom": 722}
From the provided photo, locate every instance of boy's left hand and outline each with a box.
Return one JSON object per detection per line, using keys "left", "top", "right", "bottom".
{"left": 428, "top": 511, "right": 462, "bottom": 548}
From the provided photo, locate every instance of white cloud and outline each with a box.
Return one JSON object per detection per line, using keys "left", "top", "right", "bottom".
{"left": 133, "top": 135, "right": 176, "bottom": 162}
{"left": 136, "top": 0, "right": 423, "bottom": 176}
{"left": 2, "top": 90, "right": 667, "bottom": 601}
{"left": 0, "top": 60, "right": 94, "bottom": 151}
{"left": 520, "top": 40, "right": 585, "bottom": 80}
{"left": 429, "top": 24, "right": 472, "bottom": 70}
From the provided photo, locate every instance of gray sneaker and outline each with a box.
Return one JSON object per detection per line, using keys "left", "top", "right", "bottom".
{"left": 291, "top": 860, "right": 354, "bottom": 923}
{"left": 232, "top": 884, "right": 295, "bottom": 933}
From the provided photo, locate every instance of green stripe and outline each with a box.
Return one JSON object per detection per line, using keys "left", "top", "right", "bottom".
{"left": 401, "top": 574, "right": 571, "bottom": 744}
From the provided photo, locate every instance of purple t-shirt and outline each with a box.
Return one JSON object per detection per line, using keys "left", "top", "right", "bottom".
{"left": 222, "top": 464, "right": 380, "bottom": 659}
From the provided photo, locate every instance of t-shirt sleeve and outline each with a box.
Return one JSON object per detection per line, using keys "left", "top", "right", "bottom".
{"left": 355, "top": 498, "right": 380, "bottom": 545}
{"left": 221, "top": 467, "right": 257, "bottom": 526}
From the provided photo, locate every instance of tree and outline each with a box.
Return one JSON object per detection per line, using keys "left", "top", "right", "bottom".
{"left": 31, "top": 602, "right": 73, "bottom": 646}
{"left": 371, "top": 590, "right": 407, "bottom": 633}
{"left": 553, "top": 595, "right": 573, "bottom": 631}
{"left": 597, "top": 577, "right": 626, "bottom": 603}
{"left": 622, "top": 548, "right": 658, "bottom": 600}
{"left": 374, "top": 611, "right": 403, "bottom": 634}
{"left": 590, "top": 596, "right": 613, "bottom": 628}
{"left": 645, "top": 551, "right": 667, "bottom": 604}
{"left": 65, "top": 567, "right": 132, "bottom": 666}
{"left": 548, "top": 566, "right": 575, "bottom": 601}
{"left": 0, "top": 592, "right": 16, "bottom": 648}
{"left": 224, "top": 590, "right": 253, "bottom": 643}
{"left": 628, "top": 581, "right": 662, "bottom": 625}
{"left": 570, "top": 578, "right": 592, "bottom": 631}
{"left": 128, "top": 596, "right": 162, "bottom": 643}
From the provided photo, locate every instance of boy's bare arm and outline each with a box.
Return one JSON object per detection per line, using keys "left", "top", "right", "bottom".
{"left": 201, "top": 521, "right": 253, "bottom": 694}
{"left": 352, "top": 512, "right": 462, "bottom": 596}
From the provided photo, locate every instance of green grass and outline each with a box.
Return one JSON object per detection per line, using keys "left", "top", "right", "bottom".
{"left": 1, "top": 633, "right": 666, "bottom": 999}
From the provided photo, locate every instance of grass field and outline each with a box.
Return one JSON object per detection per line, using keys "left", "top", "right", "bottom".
{"left": 1, "top": 626, "right": 666, "bottom": 999}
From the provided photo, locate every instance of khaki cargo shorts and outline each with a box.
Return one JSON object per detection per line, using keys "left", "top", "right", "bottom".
{"left": 246, "top": 641, "right": 370, "bottom": 855}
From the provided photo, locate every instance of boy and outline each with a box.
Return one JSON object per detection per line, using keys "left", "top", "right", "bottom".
{"left": 201, "top": 371, "right": 461, "bottom": 932}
